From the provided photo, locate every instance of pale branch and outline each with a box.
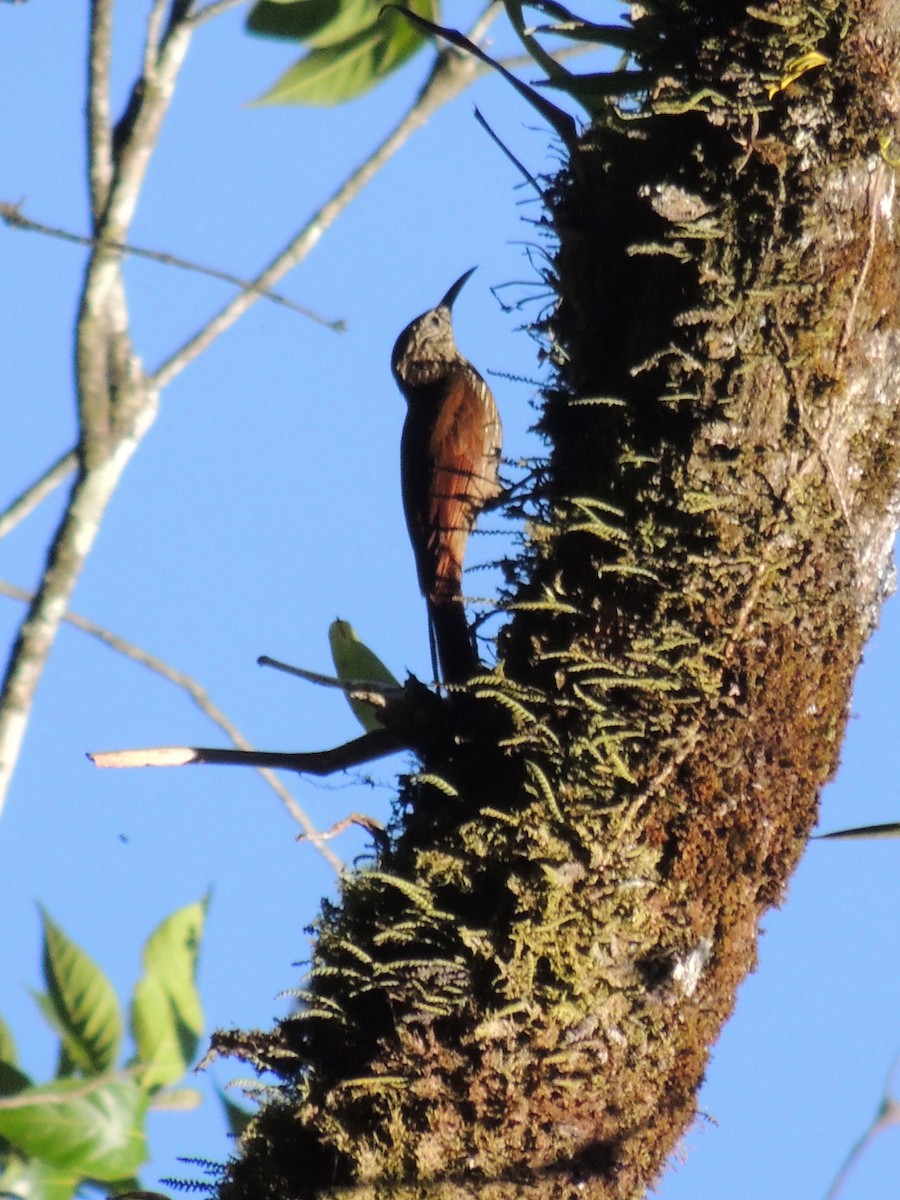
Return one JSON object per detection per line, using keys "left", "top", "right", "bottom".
{"left": 0, "top": 578, "right": 344, "bottom": 874}
{"left": 87, "top": 0, "right": 115, "bottom": 223}
{"left": 89, "top": 729, "right": 407, "bottom": 775}
{"left": 0, "top": 449, "right": 78, "bottom": 541}
{"left": 144, "top": 0, "right": 169, "bottom": 78}
{"left": 0, "top": 452, "right": 150, "bottom": 815}
{"left": 0, "top": 202, "right": 346, "bottom": 330}
{"left": 150, "top": 18, "right": 498, "bottom": 390}
{"left": 115, "top": 10, "right": 192, "bottom": 206}
{"left": 312, "top": 811, "right": 387, "bottom": 846}
{"left": 258, "top": 654, "right": 405, "bottom": 706}
{"left": 0, "top": 0, "right": 199, "bottom": 815}
{"left": 185, "top": 0, "right": 247, "bottom": 28}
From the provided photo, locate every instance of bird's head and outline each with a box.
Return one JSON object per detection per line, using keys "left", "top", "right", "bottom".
{"left": 391, "top": 268, "right": 476, "bottom": 388}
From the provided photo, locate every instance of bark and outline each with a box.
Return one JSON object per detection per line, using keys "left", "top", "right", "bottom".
{"left": 212, "top": 4, "right": 900, "bottom": 1198}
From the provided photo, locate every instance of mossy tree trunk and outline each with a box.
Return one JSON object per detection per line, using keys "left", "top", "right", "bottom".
{"left": 214, "top": 4, "right": 900, "bottom": 1198}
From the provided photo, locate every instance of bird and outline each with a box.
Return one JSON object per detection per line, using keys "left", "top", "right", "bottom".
{"left": 391, "top": 268, "right": 502, "bottom": 686}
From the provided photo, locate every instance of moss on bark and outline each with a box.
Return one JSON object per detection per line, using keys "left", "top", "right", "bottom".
{"left": 214, "top": 4, "right": 900, "bottom": 1197}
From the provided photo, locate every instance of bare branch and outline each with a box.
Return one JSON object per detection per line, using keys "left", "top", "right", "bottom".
{"left": 313, "top": 811, "right": 387, "bottom": 847}
{"left": 258, "top": 654, "right": 404, "bottom": 702}
{"left": 89, "top": 730, "right": 406, "bottom": 775}
{"left": 0, "top": 578, "right": 345, "bottom": 874}
{"left": 0, "top": 202, "right": 345, "bottom": 330}
{"left": 0, "top": 440, "right": 158, "bottom": 815}
{"left": 824, "top": 1089, "right": 900, "bottom": 1200}
{"left": 186, "top": 0, "right": 247, "bottom": 28}
{"left": 144, "top": 0, "right": 170, "bottom": 79}
{"left": 473, "top": 106, "right": 542, "bottom": 196}
{"left": 87, "top": 0, "right": 115, "bottom": 223}
{"left": 0, "top": 449, "right": 78, "bottom": 541}
{"left": 144, "top": 0, "right": 170, "bottom": 78}
{"left": 0, "top": 1, "right": 197, "bottom": 812}
{"left": 100, "top": 18, "right": 192, "bottom": 246}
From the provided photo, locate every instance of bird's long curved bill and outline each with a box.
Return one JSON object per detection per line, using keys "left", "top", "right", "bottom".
{"left": 439, "top": 266, "right": 477, "bottom": 311}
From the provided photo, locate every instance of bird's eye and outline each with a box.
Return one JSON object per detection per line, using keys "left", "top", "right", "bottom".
{"left": 430, "top": 314, "right": 441, "bottom": 326}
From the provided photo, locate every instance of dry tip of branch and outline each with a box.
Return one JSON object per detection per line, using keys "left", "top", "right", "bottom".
{"left": 88, "top": 729, "right": 408, "bottom": 776}
{"left": 309, "top": 811, "right": 388, "bottom": 848}
{"left": 90, "top": 746, "right": 198, "bottom": 768}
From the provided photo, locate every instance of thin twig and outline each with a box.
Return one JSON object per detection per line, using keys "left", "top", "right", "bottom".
{"left": 99, "top": 11, "right": 192, "bottom": 244}
{"left": 186, "top": 0, "right": 247, "bottom": 28}
{"left": 473, "top": 106, "right": 542, "bottom": 196}
{"left": 0, "top": 202, "right": 345, "bottom": 330}
{"left": 824, "top": 1089, "right": 900, "bottom": 1200}
{"left": 0, "top": 578, "right": 345, "bottom": 873}
{"left": 144, "top": 0, "right": 170, "bottom": 78}
{"left": 258, "top": 654, "right": 401, "bottom": 701}
{"left": 0, "top": 449, "right": 78, "bottom": 541}
{"left": 386, "top": 5, "right": 579, "bottom": 155}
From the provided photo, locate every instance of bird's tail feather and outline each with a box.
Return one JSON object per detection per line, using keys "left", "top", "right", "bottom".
{"left": 428, "top": 596, "right": 479, "bottom": 685}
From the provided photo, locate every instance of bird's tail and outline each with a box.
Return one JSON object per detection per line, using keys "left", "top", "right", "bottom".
{"left": 428, "top": 594, "right": 479, "bottom": 685}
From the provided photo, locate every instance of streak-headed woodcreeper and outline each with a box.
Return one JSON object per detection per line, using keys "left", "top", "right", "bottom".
{"left": 391, "top": 269, "right": 502, "bottom": 685}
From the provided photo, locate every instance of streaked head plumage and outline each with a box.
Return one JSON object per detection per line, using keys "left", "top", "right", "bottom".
{"left": 391, "top": 268, "right": 476, "bottom": 389}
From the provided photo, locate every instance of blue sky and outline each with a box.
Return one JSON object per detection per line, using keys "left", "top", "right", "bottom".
{"left": 2, "top": 5, "right": 900, "bottom": 1198}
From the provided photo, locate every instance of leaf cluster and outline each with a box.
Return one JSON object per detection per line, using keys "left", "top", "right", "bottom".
{"left": 244, "top": 0, "right": 670, "bottom": 111}
{"left": 247, "top": 0, "right": 438, "bottom": 105}
{"left": 0, "top": 903, "right": 213, "bottom": 1200}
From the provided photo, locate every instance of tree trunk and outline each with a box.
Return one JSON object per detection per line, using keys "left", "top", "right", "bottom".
{"left": 213, "top": 4, "right": 900, "bottom": 1197}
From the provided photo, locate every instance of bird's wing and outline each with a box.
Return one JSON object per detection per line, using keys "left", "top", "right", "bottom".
{"left": 425, "top": 365, "right": 501, "bottom": 600}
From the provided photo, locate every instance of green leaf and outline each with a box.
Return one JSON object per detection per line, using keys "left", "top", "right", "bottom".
{"left": 0, "top": 1057, "right": 32, "bottom": 1100}
{"left": 0, "top": 1014, "right": 18, "bottom": 1066}
{"left": 130, "top": 900, "right": 206, "bottom": 1091}
{"left": 329, "top": 619, "right": 400, "bottom": 732}
{"left": 248, "top": 0, "right": 376, "bottom": 47}
{"left": 216, "top": 1086, "right": 255, "bottom": 1139}
{"left": 39, "top": 910, "right": 122, "bottom": 1076}
{"left": 0, "top": 1155, "right": 79, "bottom": 1200}
{"left": 29, "top": 993, "right": 76, "bottom": 1079}
{"left": 248, "top": 0, "right": 342, "bottom": 41}
{"left": 254, "top": 0, "right": 434, "bottom": 106}
{"left": 0, "top": 1077, "right": 147, "bottom": 1181}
